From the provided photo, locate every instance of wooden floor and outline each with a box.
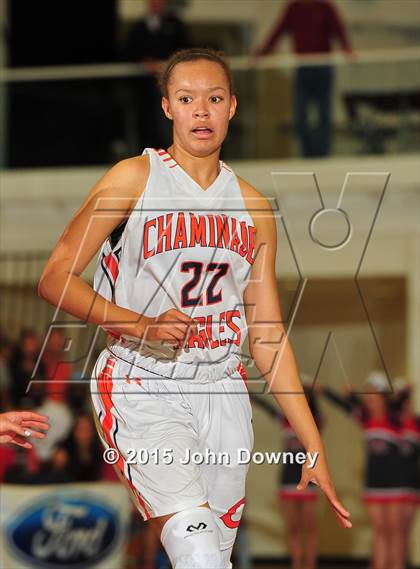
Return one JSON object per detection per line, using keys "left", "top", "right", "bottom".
{"left": 254, "top": 565, "right": 367, "bottom": 569}
{"left": 149, "top": 558, "right": 420, "bottom": 569}
{"left": 144, "top": 552, "right": 420, "bottom": 569}
{"left": 253, "top": 563, "right": 367, "bottom": 569}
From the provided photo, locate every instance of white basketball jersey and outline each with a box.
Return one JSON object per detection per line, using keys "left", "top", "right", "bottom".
{"left": 93, "top": 148, "right": 256, "bottom": 368}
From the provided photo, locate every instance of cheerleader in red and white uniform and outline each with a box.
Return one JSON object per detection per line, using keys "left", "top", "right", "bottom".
{"left": 321, "top": 372, "right": 406, "bottom": 569}
{"left": 253, "top": 378, "right": 322, "bottom": 569}
{"left": 392, "top": 379, "right": 420, "bottom": 568}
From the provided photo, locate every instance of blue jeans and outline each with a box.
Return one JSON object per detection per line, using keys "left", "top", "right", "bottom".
{"left": 294, "top": 65, "right": 334, "bottom": 157}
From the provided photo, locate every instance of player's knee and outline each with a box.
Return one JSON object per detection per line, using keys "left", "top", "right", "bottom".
{"left": 213, "top": 499, "right": 245, "bottom": 552}
{"left": 220, "top": 546, "right": 233, "bottom": 569}
{"left": 214, "top": 518, "right": 237, "bottom": 555}
{"left": 160, "top": 506, "right": 224, "bottom": 569}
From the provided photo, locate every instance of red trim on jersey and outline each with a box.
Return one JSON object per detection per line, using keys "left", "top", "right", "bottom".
{"left": 97, "top": 357, "right": 122, "bottom": 473}
{"left": 98, "top": 356, "right": 152, "bottom": 520}
{"left": 155, "top": 148, "right": 177, "bottom": 168}
{"left": 156, "top": 147, "right": 230, "bottom": 171}
{"left": 103, "top": 252, "right": 119, "bottom": 282}
{"left": 236, "top": 361, "right": 251, "bottom": 403}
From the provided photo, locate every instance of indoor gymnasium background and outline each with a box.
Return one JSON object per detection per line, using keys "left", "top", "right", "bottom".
{"left": 1, "top": 1, "right": 419, "bottom": 568}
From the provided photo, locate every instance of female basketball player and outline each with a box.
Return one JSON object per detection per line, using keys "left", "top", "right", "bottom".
{"left": 38, "top": 48, "right": 351, "bottom": 568}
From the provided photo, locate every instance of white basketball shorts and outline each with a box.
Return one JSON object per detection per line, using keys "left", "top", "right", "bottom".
{"left": 90, "top": 347, "right": 254, "bottom": 528}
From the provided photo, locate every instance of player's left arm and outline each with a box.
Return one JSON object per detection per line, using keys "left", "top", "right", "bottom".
{"left": 239, "top": 177, "right": 352, "bottom": 529}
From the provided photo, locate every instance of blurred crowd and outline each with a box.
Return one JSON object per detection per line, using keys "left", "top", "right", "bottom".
{"left": 0, "top": 328, "right": 115, "bottom": 485}
{"left": 253, "top": 373, "right": 419, "bottom": 569}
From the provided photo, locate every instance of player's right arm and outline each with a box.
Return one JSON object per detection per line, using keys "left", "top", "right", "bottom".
{"left": 38, "top": 156, "right": 196, "bottom": 345}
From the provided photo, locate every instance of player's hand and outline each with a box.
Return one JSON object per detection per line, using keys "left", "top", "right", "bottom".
{"left": 0, "top": 411, "right": 50, "bottom": 449}
{"left": 297, "top": 452, "right": 352, "bottom": 529}
{"left": 139, "top": 309, "right": 198, "bottom": 350}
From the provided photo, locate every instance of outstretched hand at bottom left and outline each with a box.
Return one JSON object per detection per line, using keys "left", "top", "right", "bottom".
{"left": 0, "top": 411, "right": 50, "bottom": 449}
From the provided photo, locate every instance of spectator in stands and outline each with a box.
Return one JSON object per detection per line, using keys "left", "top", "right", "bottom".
{"left": 29, "top": 380, "right": 73, "bottom": 462}
{"left": 68, "top": 369, "right": 91, "bottom": 414}
{"left": 256, "top": 0, "right": 353, "bottom": 157}
{"left": 41, "top": 328, "right": 73, "bottom": 403}
{"left": 9, "top": 328, "right": 45, "bottom": 406}
{"left": 3, "top": 446, "right": 39, "bottom": 484}
{"left": 63, "top": 414, "right": 103, "bottom": 481}
{"left": 123, "top": 0, "right": 190, "bottom": 149}
{"left": 28, "top": 443, "right": 75, "bottom": 484}
{"left": 0, "top": 444, "right": 17, "bottom": 482}
{"left": 0, "top": 334, "right": 13, "bottom": 409}
{"left": 4, "top": 442, "right": 74, "bottom": 485}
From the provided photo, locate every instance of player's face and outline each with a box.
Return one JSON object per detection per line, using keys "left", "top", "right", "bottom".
{"left": 162, "top": 60, "right": 237, "bottom": 156}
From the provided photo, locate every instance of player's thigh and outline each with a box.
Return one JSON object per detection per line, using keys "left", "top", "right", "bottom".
{"left": 91, "top": 351, "right": 208, "bottom": 520}
{"left": 198, "top": 372, "right": 254, "bottom": 547}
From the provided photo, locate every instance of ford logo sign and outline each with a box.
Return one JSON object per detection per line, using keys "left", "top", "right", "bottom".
{"left": 6, "top": 492, "right": 120, "bottom": 568}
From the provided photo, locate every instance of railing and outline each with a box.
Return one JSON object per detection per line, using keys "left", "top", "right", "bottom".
{"left": 2, "top": 48, "right": 419, "bottom": 81}
{"left": 0, "top": 47, "right": 419, "bottom": 167}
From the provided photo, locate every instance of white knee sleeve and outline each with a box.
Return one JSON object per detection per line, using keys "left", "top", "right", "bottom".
{"left": 213, "top": 517, "right": 234, "bottom": 569}
{"left": 212, "top": 502, "right": 245, "bottom": 569}
{"left": 220, "top": 547, "right": 233, "bottom": 569}
{"left": 160, "top": 507, "right": 224, "bottom": 569}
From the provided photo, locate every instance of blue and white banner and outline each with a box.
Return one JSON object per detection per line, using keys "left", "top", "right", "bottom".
{"left": 0, "top": 483, "right": 132, "bottom": 569}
